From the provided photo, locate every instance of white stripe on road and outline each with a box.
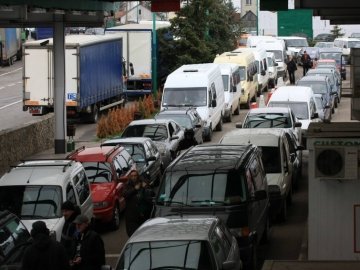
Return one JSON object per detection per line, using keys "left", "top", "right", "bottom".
{"left": 0, "top": 67, "right": 22, "bottom": 77}
{"left": 7, "top": 83, "right": 15, "bottom": 87}
{"left": 0, "top": 87, "right": 4, "bottom": 90}
{"left": 0, "top": 100, "right": 22, "bottom": 110}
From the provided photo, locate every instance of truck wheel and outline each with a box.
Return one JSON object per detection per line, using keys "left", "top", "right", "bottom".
{"left": 225, "top": 110, "right": 232, "bottom": 123}
{"left": 204, "top": 126, "right": 212, "bottom": 142}
{"left": 234, "top": 101, "right": 240, "bottom": 115}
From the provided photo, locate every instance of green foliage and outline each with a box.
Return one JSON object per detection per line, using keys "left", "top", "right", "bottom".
{"left": 330, "top": 25, "right": 345, "bottom": 38}
{"left": 157, "top": 0, "right": 241, "bottom": 78}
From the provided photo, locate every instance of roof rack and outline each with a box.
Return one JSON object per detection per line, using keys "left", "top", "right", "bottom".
{"left": 105, "top": 144, "right": 121, "bottom": 159}
{"left": 66, "top": 145, "right": 86, "bottom": 159}
{"left": 11, "top": 159, "right": 75, "bottom": 173}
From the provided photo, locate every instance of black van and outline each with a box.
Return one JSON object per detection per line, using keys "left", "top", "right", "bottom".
{"left": 0, "top": 210, "right": 31, "bottom": 269}
{"left": 154, "top": 144, "right": 270, "bottom": 270}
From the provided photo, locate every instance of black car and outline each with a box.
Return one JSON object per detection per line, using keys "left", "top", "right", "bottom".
{"left": 101, "top": 137, "right": 163, "bottom": 186}
{"left": 155, "top": 108, "right": 204, "bottom": 148}
{"left": 313, "top": 33, "right": 336, "bottom": 42}
{"left": 0, "top": 210, "right": 31, "bottom": 269}
{"left": 154, "top": 144, "right": 270, "bottom": 270}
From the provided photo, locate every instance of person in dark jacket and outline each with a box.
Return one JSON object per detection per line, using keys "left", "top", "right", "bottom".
{"left": 123, "top": 170, "right": 155, "bottom": 237}
{"left": 21, "top": 220, "right": 70, "bottom": 270}
{"left": 60, "top": 200, "right": 81, "bottom": 262}
{"left": 71, "top": 215, "right": 105, "bottom": 270}
{"left": 301, "top": 50, "right": 312, "bottom": 76}
{"left": 286, "top": 56, "right": 297, "bottom": 84}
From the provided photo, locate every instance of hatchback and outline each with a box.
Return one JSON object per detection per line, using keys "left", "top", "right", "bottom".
{"left": 112, "top": 216, "right": 242, "bottom": 270}
{"left": 67, "top": 145, "right": 137, "bottom": 230}
{"left": 155, "top": 108, "right": 204, "bottom": 148}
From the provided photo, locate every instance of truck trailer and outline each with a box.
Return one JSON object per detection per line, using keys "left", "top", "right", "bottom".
{"left": 23, "top": 35, "right": 125, "bottom": 122}
{"left": 0, "top": 28, "right": 22, "bottom": 66}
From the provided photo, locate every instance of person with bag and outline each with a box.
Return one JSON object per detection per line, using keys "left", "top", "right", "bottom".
{"left": 71, "top": 215, "right": 105, "bottom": 270}
{"left": 123, "top": 170, "right": 155, "bottom": 237}
{"left": 301, "top": 50, "right": 312, "bottom": 76}
{"left": 286, "top": 56, "right": 297, "bottom": 84}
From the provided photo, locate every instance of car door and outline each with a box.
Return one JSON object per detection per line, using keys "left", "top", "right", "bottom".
{"left": 72, "top": 169, "right": 93, "bottom": 221}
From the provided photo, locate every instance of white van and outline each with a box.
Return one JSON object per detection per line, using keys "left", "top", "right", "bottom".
{"left": 259, "top": 39, "right": 287, "bottom": 79}
{"left": 220, "top": 128, "right": 294, "bottom": 221}
{"left": 214, "top": 51, "right": 258, "bottom": 109}
{"left": 267, "top": 85, "right": 319, "bottom": 147}
{"left": 277, "top": 36, "right": 308, "bottom": 59}
{"left": 161, "top": 63, "right": 225, "bottom": 142}
{"left": 0, "top": 160, "right": 94, "bottom": 241}
{"left": 218, "top": 63, "right": 242, "bottom": 122}
{"left": 266, "top": 52, "right": 278, "bottom": 88}
{"left": 333, "top": 37, "right": 360, "bottom": 63}
{"left": 246, "top": 35, "right": 277, "bottom": 48}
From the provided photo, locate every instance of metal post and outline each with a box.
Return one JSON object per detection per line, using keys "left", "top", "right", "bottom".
{"left": 53, "top": 17, "right": 66, "bottom": 153}
{"left": 256, "top": 0, "right": 259, "bottom": 35}
{"left": 152, "top": 13, "right": 158, "bottom": 96}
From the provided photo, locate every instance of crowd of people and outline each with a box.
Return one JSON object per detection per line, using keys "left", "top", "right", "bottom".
{"left": 20, "top": 169, "right": 154, "bottom": 270}
{"left": 286, "top": 50, "right": 318, "bottom": 84}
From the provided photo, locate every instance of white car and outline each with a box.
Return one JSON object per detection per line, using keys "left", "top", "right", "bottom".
{"left": 0, "top": 160, "right": 94, "bottom": 241}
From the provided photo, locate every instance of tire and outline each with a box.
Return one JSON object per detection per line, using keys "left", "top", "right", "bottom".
{"left": 215, "top": 116, "right": 223, "bottom": 131}
{"left": 234, "top": 101, "right": 240, "bottom": 115}
{"left": 110, "top": 204, "right": 121, "bottom": 230}
{"left": 204, "top": 126, "right": 213, "bottom": 142}
{"left": 226, "top": 111, "right": 232, "bottom": 123}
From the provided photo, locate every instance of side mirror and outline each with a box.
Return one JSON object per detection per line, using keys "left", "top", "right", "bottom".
{"left": 211, "top": 99, "right": 217, "bottom": 107}
{"left": 312, "top": 112, "right": 319, "bottom": 119}
{"left": 261, "top": 70, "right": 266, "bottom": 76}
{"left": 294, "top": 122, "right": 302, "bottom": 127}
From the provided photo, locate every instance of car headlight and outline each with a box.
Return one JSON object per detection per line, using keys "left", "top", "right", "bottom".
{"left": 93, "top": 201, "right": 109, "bottom": 209}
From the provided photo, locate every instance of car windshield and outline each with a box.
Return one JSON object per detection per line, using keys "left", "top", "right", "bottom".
{"left": 267, "top": 50, "right": 283, "bottom": 61}
{"left": 268, "top": 102, "right": 309, "bottom": 120}
{"left": 297, "top": 81, "right": 328, "bottom": 94}
{"left": 0, "top": 186, "right": 62, "bottom": 219}
{"left": 157, "top": 170, "right": 246, "bottom": 206}
{"left": 221, "top": 75, "right": 230, "bottom": 91}
{"left": 285, "top": 39, "right": 308, "bottom": 47}
{"left": 243, "top": 113, "right": 292, "bottom": 128}
{"left": 267, "top": 57, "right": 275, "bottom": 67}
{"left": 122, "top": 144, "right": 146, "bottom": 163}
{"left": 259, "top": 146, "right": 281, "bottom": 173}
{"left": 122, "top": 125, "right": 168, "bottom": 142}
{"left": 162, "top": 87, "right": 207, "bottom": 107}
{"left": 239, "top": 66, "right": 246, "bottom": 80}
{"left": 117, "top": 240, "right": 212, "bottom": 270}
{"left": 315, "top": 42, "right": 333, "bottom": 48}
{"left": 319, "top": 52, "right": 342, "bottom": 65}
{"left": 82, "top": 162, "right": 113, "bottom": 183}
{"left": 156, "top": 115, "right": 192, "bottom": 129}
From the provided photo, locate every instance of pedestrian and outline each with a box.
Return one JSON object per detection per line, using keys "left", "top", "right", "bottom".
{"left": 301, "top": 50, "right": 312, "bottom": 76}
{"left": 123, "top": 170, "right": 155, "bottom": 237}
{"left": 286, "top": 56, "right": 297, "bottom": 85}
{"left": 21, "top": 220, "right": 70, "bottom": 270}
{"left": 60, "top": 200, "right": 81, "bottom": 262}
{"left": 71, "top": 215, "right": 105, "bottom": 270}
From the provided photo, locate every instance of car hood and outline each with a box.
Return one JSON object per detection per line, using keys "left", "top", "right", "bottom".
{"left": 90, "top": 183, "right": 115, "bottom": 202}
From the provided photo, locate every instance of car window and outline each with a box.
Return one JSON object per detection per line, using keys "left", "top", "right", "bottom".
{"left": 74, "top": 170, "right": 91, "bottom": 205}
{"left": 115, "top": 156, "right": 129, "bottom": 176}
{"left": 210, "top": 229, "right": 226, "bottom": 264}
{"left": 121, "top": 149, "right": 134, "bottom": 166}
{"left": 82, "top": 162, "right": 112, "bottom": 183}
{"left": 259, "top": 146, "right": 281, "bottom": 174}
{"left": 66, "top": 184, "right": 77, "bottom": 205}
{"left": 249, "top": 157, "right": 266, "bottom": 190}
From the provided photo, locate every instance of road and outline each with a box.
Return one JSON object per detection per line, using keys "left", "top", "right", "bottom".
{"left": 0, "top": 61, "right": 37, "bottom": 131}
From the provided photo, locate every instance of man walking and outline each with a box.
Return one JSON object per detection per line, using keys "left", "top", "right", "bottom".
{"left": 301, "top": 50, "right": 312, "bottom": 76}
{"left": 286, "top": 56, "right": 297, "bottom": 84}
{"left": 21, "top": 221, "right": 70, "bottom": 270}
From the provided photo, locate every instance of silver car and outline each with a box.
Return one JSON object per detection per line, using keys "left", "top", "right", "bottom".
{"left": 121, "top": 119, "right": 185, "bottom": 169}
{"left": 114, "top": 216, "right": 242, "bottom": 270}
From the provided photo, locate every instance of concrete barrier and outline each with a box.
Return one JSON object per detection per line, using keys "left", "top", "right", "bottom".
{"left": 0, "top": 114, "right": 55, "bottom": 176}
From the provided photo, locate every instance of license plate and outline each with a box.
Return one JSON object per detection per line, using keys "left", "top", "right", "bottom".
{"left": 29, "top": 106, "right": 43, "bottom": 115}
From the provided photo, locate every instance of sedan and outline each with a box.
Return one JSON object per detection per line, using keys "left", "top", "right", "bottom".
{"left": 101, "top": 137, "right": 163, "bottom": 186}
{"left": 110, "top": 216, "right": 242, "bottom": 270}
{"left": 154, "top": 108, "right": 204, "bottom": 148}
{"left": 121, "top": 119, "right": 185, "bottom": 169}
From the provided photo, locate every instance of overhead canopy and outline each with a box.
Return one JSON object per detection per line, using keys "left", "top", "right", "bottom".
{"left": 260, "top": 0, "right": 360, "bottom": 25}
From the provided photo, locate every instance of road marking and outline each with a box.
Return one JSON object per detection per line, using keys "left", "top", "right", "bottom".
{"left": 0, "top": 67, "right": 22, "bottom": 77}
{"left": 7, "top": 83, "right": 16, "bottom": 87}
{"left": 0, "top": 87, "right": 4, "bottom": 90}
{"left": 0, "top": 100, "right": 22, "bottom": 110}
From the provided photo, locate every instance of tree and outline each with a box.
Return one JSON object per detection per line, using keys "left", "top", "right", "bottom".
{"left": 157, "top": 0, "right": 242, "bottom": 84}
{"left": 330, "top": 25, "right": 345, "bottom": 38}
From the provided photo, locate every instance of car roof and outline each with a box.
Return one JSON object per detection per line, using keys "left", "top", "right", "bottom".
{"left": 102, "top": 137, "right": 151, "bottom": 146}
{"left": 318, "top": 47, "right": 342, "bottom": 53}
{"left": 168, "top": 144, "right": 254, "bottom": 171}
{"left": 128, "top": 119, "right": 174, "bottom": 125}
{"left": 128, "top": 216, "right": 218, "bottom": 243}
{"left": 220, "top": 128, "right": 286, "bottom": 147}
{"left": 67, "top": 146, "right": 123, "bottom": 162}
{"left": 157, "top": 109, "right": 195, "bottom": 116}
{"left": 247, "top": 107, "right": 291, "bottom": 114}
{"left": 297, "top": 75, "right": 328, "bottom": 82}
{"left": 269, "top": 86, "right": 313, "bottom": 102}
{"left": 0, "top": 160, "right": 81, "bottom": 186}
{"left": 307, "top": 68, "right": 334, "bottom": 74}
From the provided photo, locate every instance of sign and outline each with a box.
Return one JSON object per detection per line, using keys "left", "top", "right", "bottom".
{"left": 151, "top": 0, "right": 180, "bottom": 12}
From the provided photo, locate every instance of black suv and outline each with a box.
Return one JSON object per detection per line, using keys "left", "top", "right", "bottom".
{"left": 0, "top": 210, "right": 31, "bottom": 269}
{"left": 154, "top": 144, "right": 270, "bottom": 270}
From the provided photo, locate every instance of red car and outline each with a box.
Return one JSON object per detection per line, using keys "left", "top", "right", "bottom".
{"left": 67, "top": 145, "right": 137, "bottom": 230}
